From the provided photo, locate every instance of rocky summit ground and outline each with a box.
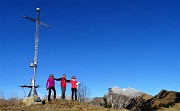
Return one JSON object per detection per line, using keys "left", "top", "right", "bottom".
{"left": 0, "top": 99, "right": 129, "bottom": 111}
{"left": 0, "top": 97, "right": 179, "bottom": 111}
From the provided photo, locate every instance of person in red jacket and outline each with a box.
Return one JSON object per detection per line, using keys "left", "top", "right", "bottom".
{"left": 69, "top": 76, "right": 78, "bottom": 100}
{"left": 46, "top": 74, "right": 56, "bottom": 101}
{"left": 54, "top": 74, "right": 70, "bottom": 100}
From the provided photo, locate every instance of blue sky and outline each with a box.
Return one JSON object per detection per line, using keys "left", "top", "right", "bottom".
{"left": 0, "top": 0, "right": 179, "bottom": 98}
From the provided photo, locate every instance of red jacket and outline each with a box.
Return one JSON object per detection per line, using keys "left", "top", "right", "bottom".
{"left": 54, "top": 77, "right": 70, "bottom": 87}
{"left": 61, "top": 77, "right": 67, "bottom": 87}
{"left": 69, "top": 79, "right": 77, "bottom": 88}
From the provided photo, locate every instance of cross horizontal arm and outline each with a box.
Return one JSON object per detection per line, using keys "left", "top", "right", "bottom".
{"left": 20, "top": 85, "right": 40, "bottom": 88}
{"left": 22, "top": 15, "right": 36, "bottom": 22}
{"left": 40, "top": 21, "right": 51, "bottom": 28}
{"left": 22, "top": 15, "right": 50, "bottom": 28}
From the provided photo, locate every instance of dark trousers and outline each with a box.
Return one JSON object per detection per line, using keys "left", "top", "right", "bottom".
{"left": 61, "top": 86, "right": 66, "bottom": 99}
{"left": 48, "top": 86, "right": 56, "bottom": 101}
{"left": 71, "top": 88, "right": 77, "bottom": 100}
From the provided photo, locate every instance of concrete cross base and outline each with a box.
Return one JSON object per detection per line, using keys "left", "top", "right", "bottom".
{"left": 23, "top": 97, "right": 35, "bottom": 106}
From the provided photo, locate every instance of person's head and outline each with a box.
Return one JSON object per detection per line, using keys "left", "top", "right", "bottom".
{"left": 62, "top": 74, "right": 66, "bottom": 78}
{"left": 49, "top": 74, "right": 54, "bottom": 78}
{"left": 72, "top": 76, "right": 76, "bottom": 79}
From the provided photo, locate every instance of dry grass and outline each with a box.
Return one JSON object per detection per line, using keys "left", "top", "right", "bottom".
{"left": 0, "top": 92, "right": 22, "bottom": 109}
{"left": 156, "top": 103, "right": 180, "bottom": 111}
{"left": 0, "top": 99, "right": 129, "bottom": 111}
{"left": 0, "top": 98, "right": 179, "bottom": 111}
{"left": 0, "top": 92, "right": 178, "bottom": 111}
{"left": 0, "top": 92, "right": 129, "bottom": 111}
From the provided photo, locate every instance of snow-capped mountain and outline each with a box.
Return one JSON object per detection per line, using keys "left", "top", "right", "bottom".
{"left": 91, "top": 86, "right": 146, "bottom": 109}
{"left": 108, "top": 86, "right": 144, "bottom": 98}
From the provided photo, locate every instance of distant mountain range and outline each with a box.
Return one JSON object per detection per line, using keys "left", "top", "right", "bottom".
{"left": 107, "top": 86, "right": 144, "bottom": 98}
{"left": 91, "top": 86, "right": 146, "bottom": 109}
{"left": 126, "top": 89, "right": 180, "bottom": 111}
{"left": 90, "top": 86, "right": 180, "bottom": 111}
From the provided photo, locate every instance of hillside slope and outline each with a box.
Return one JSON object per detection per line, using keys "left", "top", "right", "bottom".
{"left": 157, "top": 103, "right": 180, "bottom": 111}
{"left": 127, "top": 90, "right": 180, "bottom": 111}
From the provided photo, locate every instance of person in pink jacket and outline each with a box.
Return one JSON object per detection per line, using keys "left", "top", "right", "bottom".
{"left": 46, "top": 74, "right": 56, "bottom": 101}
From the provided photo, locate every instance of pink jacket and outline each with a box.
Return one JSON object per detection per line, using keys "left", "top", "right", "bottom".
{"left": 46, "top": 78, "right": 55, "bottom": 88}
